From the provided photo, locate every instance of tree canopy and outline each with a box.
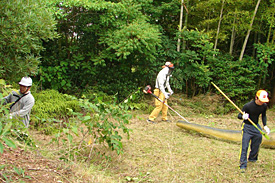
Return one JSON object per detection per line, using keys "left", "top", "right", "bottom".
{"left": 0, "top": 0, "right": 58, "bottom": 81}
{"left": 1, "top": 0, "right": 275, "bottom": 105}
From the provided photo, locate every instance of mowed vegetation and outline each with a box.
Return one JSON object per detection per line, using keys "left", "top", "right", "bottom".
{"left": 116, "top": 115, "right": 274, "bottom": 183}
{"left": 1, "top": 93, "right": 274, "bottom": 182}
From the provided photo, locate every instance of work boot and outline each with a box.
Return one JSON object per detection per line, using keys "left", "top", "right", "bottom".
{"left": 248, "top": 160, "right": 257, "bottom": 163}
{"left": 146, "top": 119, "right": 156, "bottom": 124}
{"left": 239, "top": 167, "right": 246, "bottom": 173}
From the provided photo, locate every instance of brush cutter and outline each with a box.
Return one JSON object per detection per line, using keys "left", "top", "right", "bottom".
{"left": 143, "top": 85, "right": 190, "bottom": 123}
{"left": 211, "top": 82, "right": 270, "bottom": 140}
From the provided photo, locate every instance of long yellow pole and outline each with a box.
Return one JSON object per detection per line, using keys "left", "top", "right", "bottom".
{"left": 211, "top": 82, "right": 270, "bottom": 140}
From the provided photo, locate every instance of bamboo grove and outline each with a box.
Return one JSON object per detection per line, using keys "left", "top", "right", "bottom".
{"left": 1, "top": 0, "right": 275, "bottom": 105}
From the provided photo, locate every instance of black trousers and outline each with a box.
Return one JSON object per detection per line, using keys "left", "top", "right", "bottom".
{"left": 239, "top": 123, "right": 262, "bottom": 169}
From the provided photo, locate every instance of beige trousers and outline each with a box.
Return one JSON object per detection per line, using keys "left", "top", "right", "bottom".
{"left": 148, "top": 89, "right": 168, "bottom": 121}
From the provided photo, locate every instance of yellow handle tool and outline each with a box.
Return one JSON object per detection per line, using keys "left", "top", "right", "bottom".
{"left": 211, "top": 82, "right": 270, "bottom": 140}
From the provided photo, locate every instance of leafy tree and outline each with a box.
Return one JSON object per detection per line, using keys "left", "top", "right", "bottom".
{"left": 260, "top": 0, "right": 275, "bottom": 45}
{"left": 173, "top": 29, "right": 217, "bottom": 96}
{"left": 239, "top": 0, "right": 261, "bottom": 61}
{"left": 193, "top": 0, "right": 256, "bottom": 57}
{"left": 253, "top": 43, "right": 275, "bottom": 107}
{"left": 211, "top": 55, "right": 258, "bottom": 102}
{"left": 0, "top": 0, "right": 58, "bottom": 82}
{"left": 40, "top": 0, "right": 162, "bottom": 100}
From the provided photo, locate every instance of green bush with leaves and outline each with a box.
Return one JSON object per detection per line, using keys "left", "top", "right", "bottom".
{"left": 31, "top": 89, "right": 132, "bottom": 160}
{"left": 32, "top": 89, "right": 81, "bottom": 118}
{"left": 79, "top": 96, "right": 132, "bottom": 157}
{"left": 0, "top": 79, "right": 16, "bottom": 154}
{"left": 59, "top": 93, "right": 132, "bottom": 161}
{"left": 0, "top": 0, "right": 58, "bottom": 81}
{"left": 173, "top": 29, "right": 217, "bottom": 96}
{"left": 0, "top": 119, "right": 16, "bottom": 154}
{"left": 31, "top": 89, "right": 81, "bottom": 133}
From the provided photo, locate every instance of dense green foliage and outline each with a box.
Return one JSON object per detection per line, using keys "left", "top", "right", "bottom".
{"left": 1, "top": 83, "right": 133, "bottom": 159}
{"left": 2, "top": 0, "right": 275, "bottom": 102}
{"left": 0, "top": 0, "right": 58, "bottom": 82}
{"left": 31, "top": 89, "right": 132, "bottom": 159}
{"left": 0, "top": 80, "right": 29, "bottom": 154}
{"left": 31, "top": 89, "right": 81, "bottom": 134}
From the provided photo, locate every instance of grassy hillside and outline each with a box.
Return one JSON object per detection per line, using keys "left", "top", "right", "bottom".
{"left": 1, "top": 94, "right": 275, "bottom": 182}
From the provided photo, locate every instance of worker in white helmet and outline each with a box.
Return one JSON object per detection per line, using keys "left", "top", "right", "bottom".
{"left": 147, "top": 62, "right": 174, "bottom": 123}
{"left": 1, "top": 77, "right": 35, "bottom": 127}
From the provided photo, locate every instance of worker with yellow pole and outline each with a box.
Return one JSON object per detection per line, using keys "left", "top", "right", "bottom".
{"left": 211, "top": 82, "right": 270, "bottom": 173}
{"left": 237, "top": 90, "right": 270, "bottom": 173}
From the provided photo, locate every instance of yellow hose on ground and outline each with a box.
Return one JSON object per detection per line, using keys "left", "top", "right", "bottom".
{"left": 176, "top": 120, "right": 275, "bottom": 149}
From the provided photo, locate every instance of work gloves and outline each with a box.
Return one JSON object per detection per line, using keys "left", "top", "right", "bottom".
{"left": 242, "top": 112, "right": 270, "bottom": 135}
{"left": 164, "top": 92, "right": 170, "bottom": 99}
{"left": 242, "top": 112, "right": 249, "bottom": 120}
{"left": 264, "top": 126, "right": 270, "bottom": 135}
{"left": 165, "top": 90, "right": 174, "bottom": 99}
{"left": 169, "top": 90, "right": 174, "bottom": 95}
{"left": 5, "top": 113, "right": 13, "bottom": 119}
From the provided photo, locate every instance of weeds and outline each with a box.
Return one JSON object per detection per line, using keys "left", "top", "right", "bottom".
{"left": 125, "top": 172, "right": 153, "bottom": 182}
{"left": 1, "top": 82, "right": 274, "bottom": 182}
{"left": 0, "top": 165, "right": 31, "bottom": 182}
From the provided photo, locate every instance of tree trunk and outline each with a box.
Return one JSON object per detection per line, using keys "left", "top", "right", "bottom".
{"left": 272, "top": 29, "right": 275, "bottom": 44}
{"left": 213, "top": 0, "right": 225, "bottom": 56}
{"left": 182, "top": 0, "right": 189, "bottom": 51}
{"left": 229, "top": 9, "right": 236, "bottom": 55}
{"left": 269, "top": 85, "right": 275, "bottom": 107}
{"left": 177, "top": 0, "right": 184, "bottom": 52}
{"left": 267, "top": 24, "right": 272, "bottom": 44}
{"left": 239, "top": 0, "right": 261, "bottom": 61}
{"left": 185, "top": 79, "right": 188, "bottom": 97}
{"left": 252, "top": 31, "right": 257, "bottom": 58}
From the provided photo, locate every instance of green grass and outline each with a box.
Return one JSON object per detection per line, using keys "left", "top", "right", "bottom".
{"left": 107, "top": 114, "right": 274, "bottom": 183}
{"left": 6, "top": 94, "right": 275, "bottom": 182}
{"left": 67, "top": 107, "right": 273, "bottom": 182}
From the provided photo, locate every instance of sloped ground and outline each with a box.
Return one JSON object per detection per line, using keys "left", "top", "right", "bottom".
{"left": 0, "top": 143, "right": 78, "bottom": 182}
{"left": 113, "top": 113, "right": 275, "bottom": 183}
{"left": 1, "top": 94, "right": 275, "bottom": 182}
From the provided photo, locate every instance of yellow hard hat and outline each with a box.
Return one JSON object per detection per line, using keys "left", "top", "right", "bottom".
{"left": 256, "top": 90, "right": 269, "bottom": 103}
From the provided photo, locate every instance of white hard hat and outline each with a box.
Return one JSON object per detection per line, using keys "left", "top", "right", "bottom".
{"left": 19, "top": 77, "right": 32, "bottom": 86}
{"left": 162, "top": 61, "right": 174, "bottom": 69}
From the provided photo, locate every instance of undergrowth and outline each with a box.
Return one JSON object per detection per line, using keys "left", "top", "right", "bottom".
{"left": 3, "top": 81, "right": 272, "bottom": 182}
{"left": 1, "top": 83, "right": 134, "bottom": 167}
{"left": 31, "top": 89, "right": 81, "bottom": 134}
{"left": 30, "top": 88, "right": 135, "bottom": 162}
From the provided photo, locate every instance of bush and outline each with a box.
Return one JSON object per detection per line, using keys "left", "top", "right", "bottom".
{"left": 31, "top": 89, "right": 81, "bottom": 133}
{"left": 31, "top": 89, "right": 132, "bottom": 159}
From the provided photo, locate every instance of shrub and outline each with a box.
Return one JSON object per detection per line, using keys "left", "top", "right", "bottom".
{"left": 31, "top": 89, "right": 81, "bottom": 133}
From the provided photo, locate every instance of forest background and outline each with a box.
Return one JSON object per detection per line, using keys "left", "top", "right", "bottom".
{"left": 1, "top": 0, "right": 275, "bottom": 104}
{"left": 1, "top": 0, "right": 275, "bottom": 182}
